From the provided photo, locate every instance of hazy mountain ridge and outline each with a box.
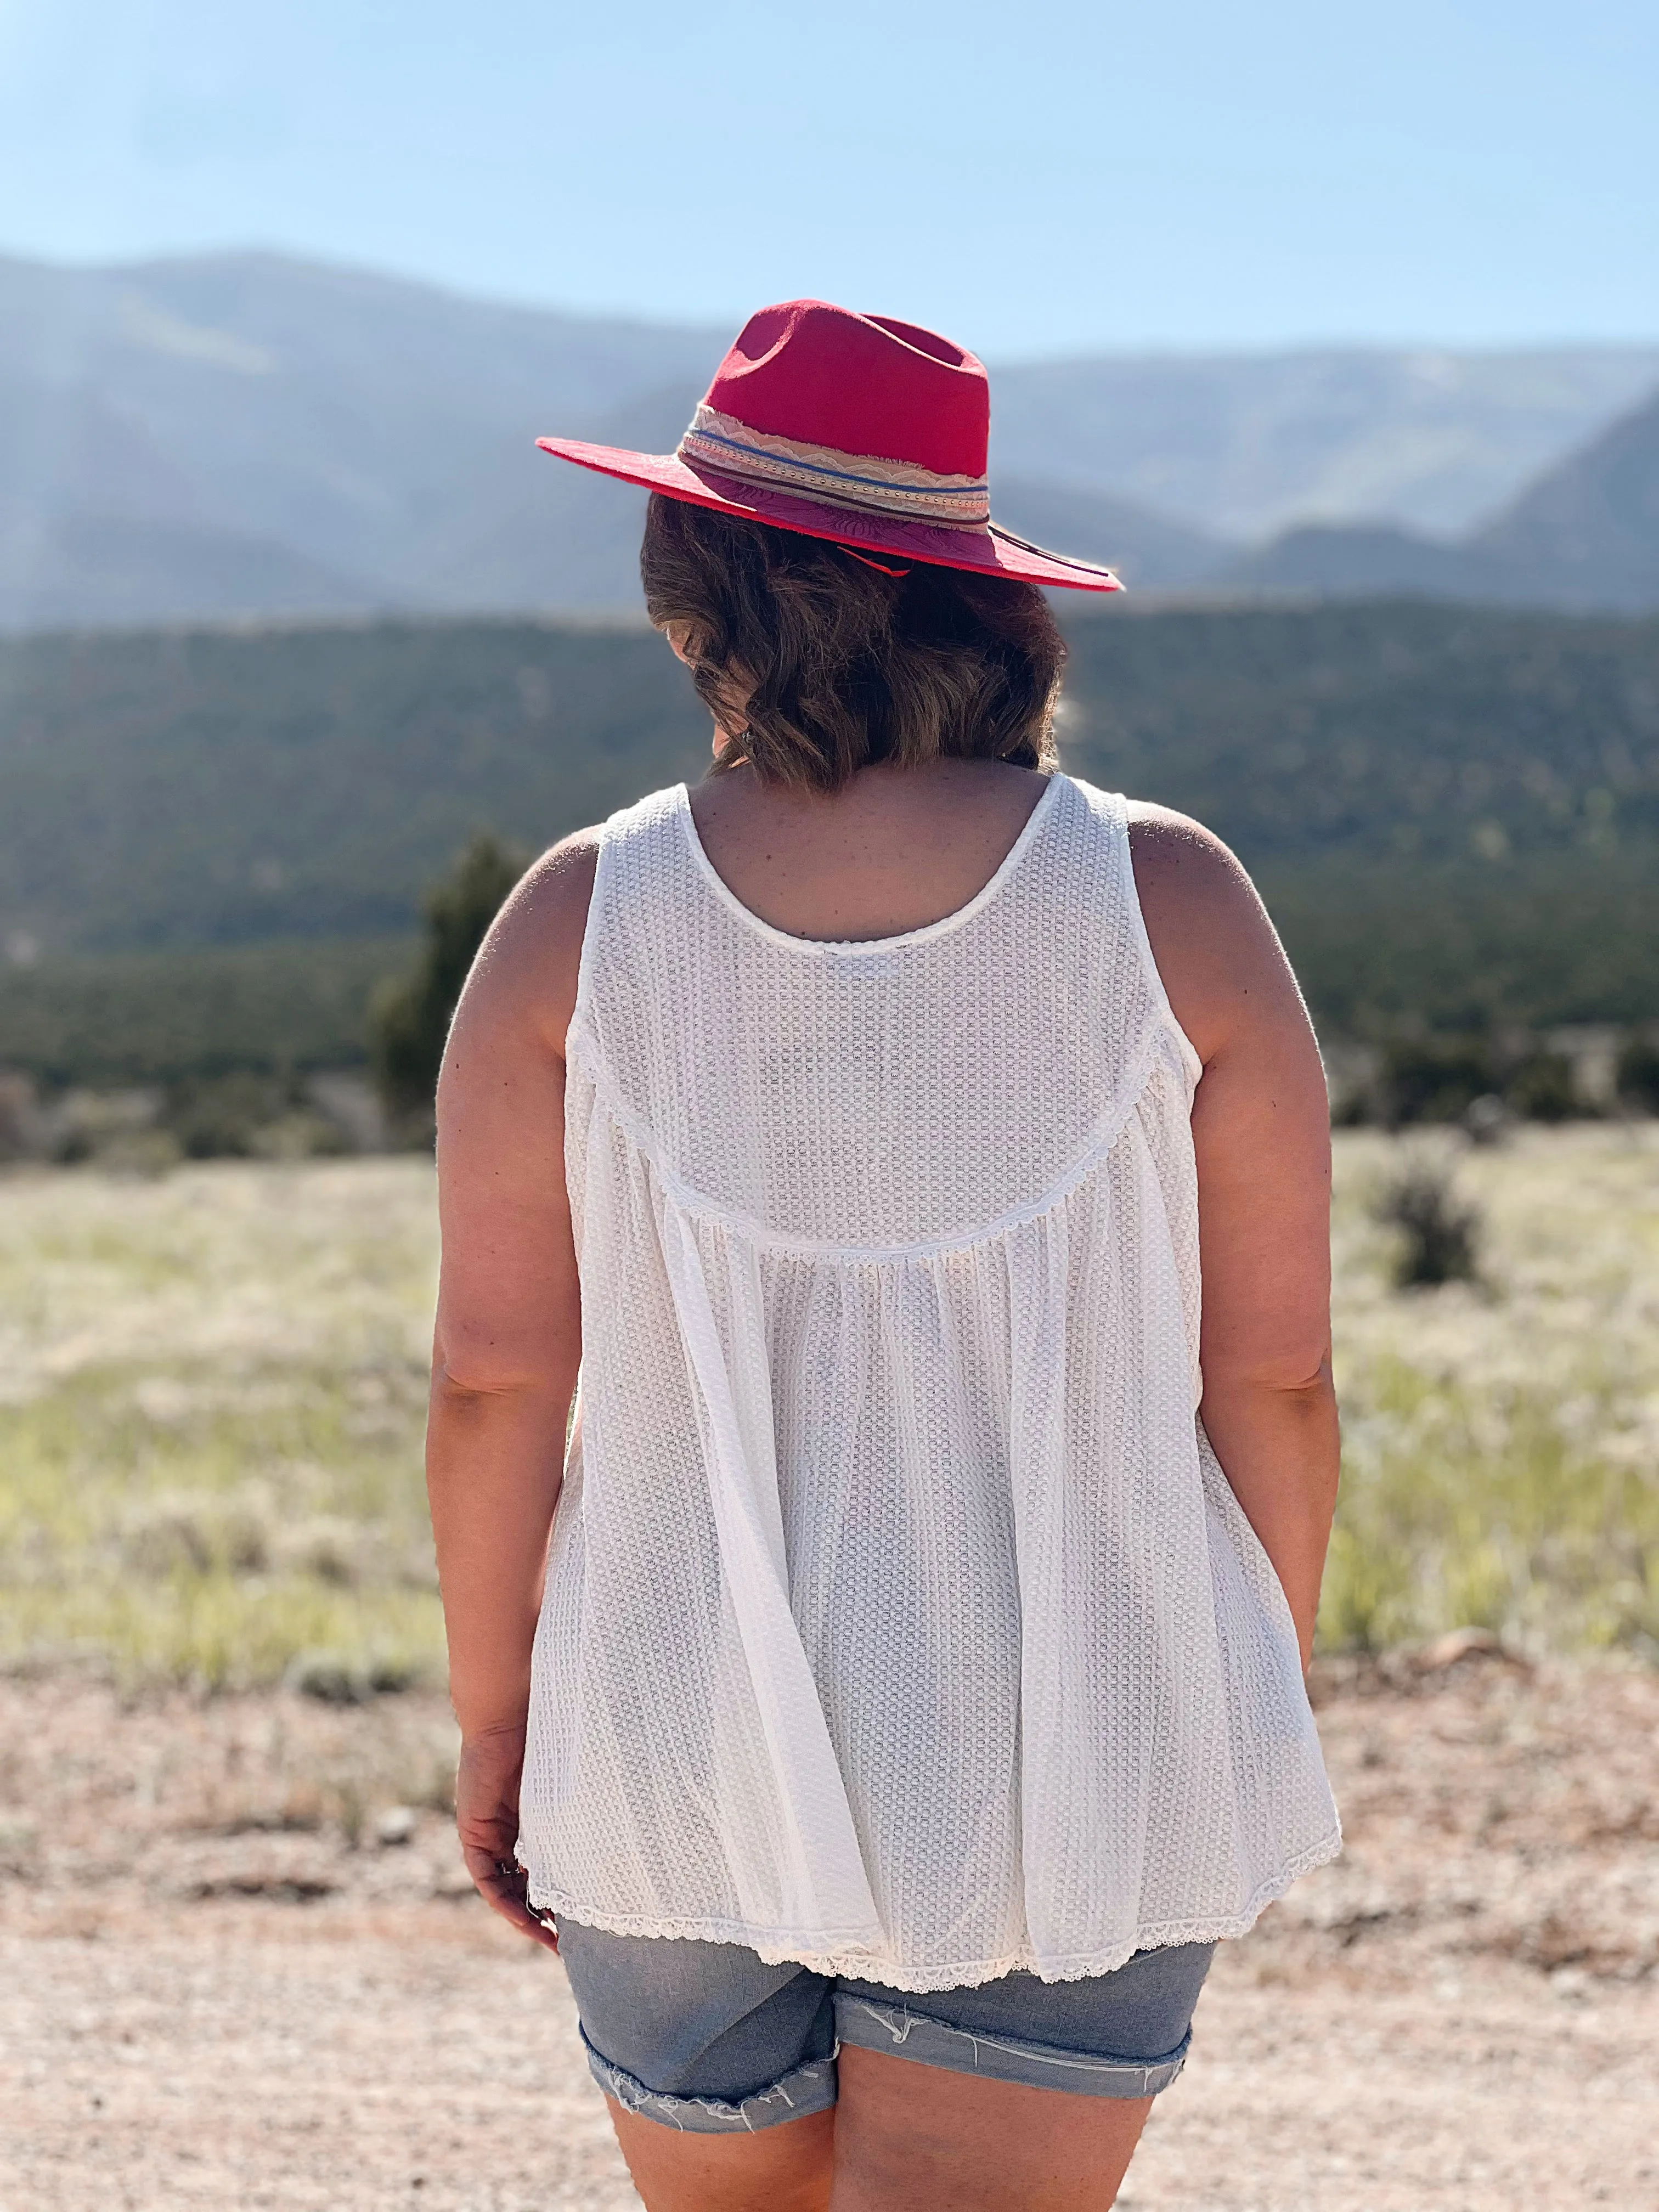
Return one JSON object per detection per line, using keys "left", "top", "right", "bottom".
{"left": 3, "top": 250, "right": 1657, "bottom": 628}
{"left": 990, "top": 345, "right": 1659, "bottom": 540}
{"left": 1226, "top": 387, "right": 1659, "bottom": 611}
{"left": 1473, "top": 389, "right": 1659, "bottom": 610}
{"left": 0, "top": 252, "right": 725, "bottom": 625}
{"left": 991, "top": 478, "right": 1229, "bottom": 589}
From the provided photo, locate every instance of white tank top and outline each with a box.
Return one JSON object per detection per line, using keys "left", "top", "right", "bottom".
{"left": 519, "top": 770, "right": 1340, "bottom": 1992}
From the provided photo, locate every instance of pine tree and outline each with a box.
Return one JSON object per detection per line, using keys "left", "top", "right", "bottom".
{"left": 371, "top": 831, "right": 526, "bottom": 1132}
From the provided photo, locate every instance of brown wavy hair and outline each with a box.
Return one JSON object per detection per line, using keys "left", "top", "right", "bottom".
{"left": 640, "top": 495, "right": 1066, "bottom": 794}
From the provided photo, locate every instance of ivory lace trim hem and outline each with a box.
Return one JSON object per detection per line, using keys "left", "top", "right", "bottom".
{"left": 566, "top": 1011, "right": 1182, "bottom": 1265}
{"left": 521, "top": 1822, "right": 1344, "bottom": 1993}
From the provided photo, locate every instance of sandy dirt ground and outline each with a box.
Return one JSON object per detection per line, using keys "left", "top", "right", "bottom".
{"left": 3, "top": 1639, "right": 1656, "bottom": 2210}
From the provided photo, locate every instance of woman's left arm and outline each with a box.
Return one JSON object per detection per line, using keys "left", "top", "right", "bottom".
{"left": 1130, "top": 803, "right": 1340, "bottom": 1669}
{"left": 426, "top": 833, "right": 597, "bottom": 1945}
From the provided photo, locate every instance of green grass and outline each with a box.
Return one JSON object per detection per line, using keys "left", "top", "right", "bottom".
{"left": 1322, "top": 1125, "right": 1659, "bottom": 1653}
{"left": 1, "top": 1131, "right": 1655, "bottom": 1688}
{"left": 0, "top": 1159, "right": 442, "bottom": 1689}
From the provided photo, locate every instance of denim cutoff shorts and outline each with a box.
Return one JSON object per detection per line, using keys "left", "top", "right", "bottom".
{"left": 556, "top": 1920, "right": 1215, "bottom": 2134}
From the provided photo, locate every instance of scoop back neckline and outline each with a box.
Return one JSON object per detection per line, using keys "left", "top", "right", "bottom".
{"left": 674, "top": 771, "right": 1067, "bottom": 957}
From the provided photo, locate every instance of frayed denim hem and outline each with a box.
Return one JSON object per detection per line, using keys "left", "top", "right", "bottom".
{"left": 834, "top": 1994, "right": 1190, "bottom": 2098}
{"left": 580, "top": 2027, "right": 838, "bottom": 2134}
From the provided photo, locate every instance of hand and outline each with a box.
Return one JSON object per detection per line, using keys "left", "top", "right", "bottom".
{"left": 455, "top": 1719, "right": 559, "bottom": 1951}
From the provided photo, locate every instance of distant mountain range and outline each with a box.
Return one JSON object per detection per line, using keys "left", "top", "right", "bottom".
{"left": 3, "top": 250, "right": 1658, "bottom": 629}
{"left": 1224, "top": 387, "right": 1659, "bottom": 612}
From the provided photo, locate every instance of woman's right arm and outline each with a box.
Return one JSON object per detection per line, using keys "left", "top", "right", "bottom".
{"left": 426, "top": 832, "right": 598, "bottom": 1944}
{"left": 1129, "top": 804, "right": 1340, "bottom": 1669}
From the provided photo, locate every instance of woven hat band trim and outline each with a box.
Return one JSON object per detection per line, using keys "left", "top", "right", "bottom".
{"left": 676, "top": 404, "right": 992, "bottom": 528}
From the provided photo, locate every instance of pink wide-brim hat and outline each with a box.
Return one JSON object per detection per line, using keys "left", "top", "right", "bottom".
{"left": 536, "top": 299, "right": 1124, "bottom": 595}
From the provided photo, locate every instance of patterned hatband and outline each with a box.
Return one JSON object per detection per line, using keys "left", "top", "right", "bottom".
{"left": 676, "top": 404, "right": 992, "bottom": 530}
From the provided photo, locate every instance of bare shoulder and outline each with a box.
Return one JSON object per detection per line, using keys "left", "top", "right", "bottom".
{"left": 450, "top": 827, "right": 601, "bottom": 1058}
{"left": 1125, "top": 800, "right": 1307, "bottom": 1066}
{"left": 1126, "top": 799, "right": 1252, "bottom": 902}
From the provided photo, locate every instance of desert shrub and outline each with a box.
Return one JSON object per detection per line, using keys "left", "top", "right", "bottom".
{"left": 1341, "top": 1031, "right": 1603, "bottom": 1127}
{"left": 1618, "top": 1035, "right": 1659, "bottom": 1115}
{"left": 119, "top": 1489, "right": 272, "bottom": 1578}
{"left": 163, "top": 1072, "right": 349, "bottom": 1160}
{"left": 1376, "top": 1160, "right": 1481, "bottom": 1289}
{"left": 1462, "top": 1093, "right": 1514, "bottom": 1146}
{"left": 284, "top": 1649, "right": 416, "bottom": 1705}
{"left": 1504, "top": 1051, "right": 1578, "bottom": 1123}
{"left": 370, "top": 832, "right": 527, "bottom": 1133}
{"left": 1377, "top": 1036, "right": 1496, "bottom": 1126}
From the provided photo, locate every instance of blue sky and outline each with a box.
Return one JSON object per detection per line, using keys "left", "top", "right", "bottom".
{"left": 1, "top": 0, "right": 1655, "bottom": 356}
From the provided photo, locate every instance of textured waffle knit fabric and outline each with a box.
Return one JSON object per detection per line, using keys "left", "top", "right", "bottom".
{"left": 518, "top": 770, "right": 1341, "bottom": 1992}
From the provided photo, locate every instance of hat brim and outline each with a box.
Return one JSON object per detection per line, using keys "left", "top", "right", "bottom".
{"left": 534, "top": 437, "right": 1124, "bottom": 594}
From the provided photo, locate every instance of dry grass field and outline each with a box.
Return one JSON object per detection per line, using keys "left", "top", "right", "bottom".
{"left": 1324, "top": 1125, "right": 1659, "bottom": 1655}
{"left": 2, "top": 1126, "right": 1657, "bottom": 2208}
{"left": 4, "top": 1125, "right": 1656, "bottom": 1687}
{"left": 0, "top": 1158, "right": 443, "bottom": 1691}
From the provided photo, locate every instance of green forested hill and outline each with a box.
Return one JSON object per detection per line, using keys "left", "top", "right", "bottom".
{"left": 1066, "top": 600, "right": 1659, "bottom": 869}
{"left": 1, "top": 600, "right": 1656, "bottom": 1079}
{"left": 1059, "top": 600, "right": 1659, "bottom": 1031}
{"left": 0, "top": 618, "right": 709, "bottom": 952}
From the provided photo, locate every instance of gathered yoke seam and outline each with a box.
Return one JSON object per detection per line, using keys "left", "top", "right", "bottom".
{"left": 565, "top": 1010, "right": 1184, "bottom": 1266}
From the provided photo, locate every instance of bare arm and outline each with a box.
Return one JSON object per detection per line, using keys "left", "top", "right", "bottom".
{"left": 427, "top": 831, "right": 597, "bottom": 1942}
{"left": 1130, "top": 804, "right": 1338, "bottom": 1667}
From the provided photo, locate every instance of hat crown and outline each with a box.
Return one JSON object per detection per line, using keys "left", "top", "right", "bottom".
{"left": 703, "top": 301, "right": 989, "bottom": 479}
{"left": 534, "top": 297, "right": 1121, "bottom": 593}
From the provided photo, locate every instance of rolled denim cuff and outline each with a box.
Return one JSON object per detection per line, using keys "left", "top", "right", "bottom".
{"left": 580, "top": 2026, "right": 838, "bottom": 2134}
{"left": 833, "top": 1993, "right": 1190, "bottom": 2099}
